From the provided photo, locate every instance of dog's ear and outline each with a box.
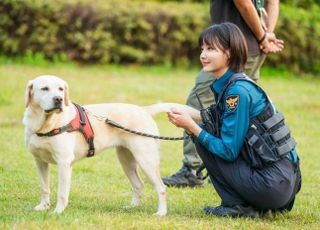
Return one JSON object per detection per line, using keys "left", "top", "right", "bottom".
{"left": 64, "top": 81, "right": 70, "bottom": 106}
{"left": 25, "top": 80, "right": 33, "bottom": 107}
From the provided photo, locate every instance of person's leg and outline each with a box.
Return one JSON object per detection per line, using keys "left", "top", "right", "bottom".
{"left": 195, "top": 142, "right": 246, "bottom": 206}
{"left": 245, "top": 54, "right": 266, "bottom": 82}
{"left": 276, "top": 163, "right": 301, "bottom": 212}
{"left": 162, "top": 70, "right": 215, "bottom": 187}
{"left": 183, "top": 70, "right": 215, "bottom": 168}
{"left": 195, "top": 142, "right": 259, "bottom": 218}
{"left": 195, "top": 141, "right": 299, "bottom": 217}
{"left": 210, "top": 157, "right": 299, "bottom": 210}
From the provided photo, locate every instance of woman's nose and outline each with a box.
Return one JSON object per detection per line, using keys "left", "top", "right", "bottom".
{"left": 200, "top": 51, "right": 206, "bottom": 59}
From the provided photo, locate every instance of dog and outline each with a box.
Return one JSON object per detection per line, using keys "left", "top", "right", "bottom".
{"left": 23, "top": 75, "right": 200, "bottom": 215}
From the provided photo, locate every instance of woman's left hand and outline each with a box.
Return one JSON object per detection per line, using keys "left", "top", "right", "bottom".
{"left": 167, "top": 108, "right": 202, "bottom": 136}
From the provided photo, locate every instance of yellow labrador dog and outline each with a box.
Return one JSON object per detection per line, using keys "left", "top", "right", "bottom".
{"left": 23, "top": 75, "right": 200, "bottom": 215}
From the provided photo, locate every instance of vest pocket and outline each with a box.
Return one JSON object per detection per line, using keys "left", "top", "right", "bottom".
{"left": 241, "top": 124, "right": 278, "bottom": 168}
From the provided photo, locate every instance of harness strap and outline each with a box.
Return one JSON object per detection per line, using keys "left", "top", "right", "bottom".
{"left": 36, "top": 124, "right": 73, "bottom": 137}
{"left": 36, "top": 103, "right": 95, "bottom": 157}
{"left": 74, "top": 103, "right": 86, "bottom": 126}
{"left": 73, "top": 103, "right": 95, "bottom": 157}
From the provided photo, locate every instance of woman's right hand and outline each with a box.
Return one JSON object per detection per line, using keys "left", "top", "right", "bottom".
{"left": 167, "top": 108, "right": 202, "bottom": 136}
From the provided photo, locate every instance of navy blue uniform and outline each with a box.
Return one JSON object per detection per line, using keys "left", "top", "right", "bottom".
{"left": 195, "top": 70, "right": 301, "bottom": 210}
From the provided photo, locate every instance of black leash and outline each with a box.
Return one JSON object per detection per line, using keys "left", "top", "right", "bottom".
{"left": 104, "top": 118, "right": 185, "bottom": 141}
{"left": 196, "top": 163, "right": 209, "bottom": 180}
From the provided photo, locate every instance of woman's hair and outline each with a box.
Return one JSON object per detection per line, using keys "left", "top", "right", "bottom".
{"left": 198, "top": 22, "right": 248, "bottom": 72}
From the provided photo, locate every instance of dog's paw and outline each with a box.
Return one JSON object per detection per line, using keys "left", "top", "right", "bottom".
{"left": 153, "top": 210, "right": 167, "bottom": 216}
{"left": 53, "top": 205, "right": 65, "bottom": 214}
{"left": 34, "top": 201, "right": 50, "bottom": 211}
{"left": 52, "top": 197, "right": 68, "bottom": 214}
{"left": 130, "top": 199, "right": 140, "bottom": 207}
{"left": 123, "top": 204, "right": 136, "bottom": 210}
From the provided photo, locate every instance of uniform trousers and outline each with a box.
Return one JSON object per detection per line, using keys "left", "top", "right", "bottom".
{"left": 195, "top": 141, "right": 301, "bottom": 210}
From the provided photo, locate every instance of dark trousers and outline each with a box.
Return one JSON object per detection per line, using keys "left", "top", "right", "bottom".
{"left": 195, "top": 142, "right": 301, "bottom": 211}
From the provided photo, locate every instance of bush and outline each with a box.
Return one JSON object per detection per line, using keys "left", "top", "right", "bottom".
{"left": 0, "top": 0, "right": 319, "bottom": 74}
{"left": 0, "top": 0, "right": 208, "bottom": 66}
{"left": 266, "top": 4, "right": 320, "bottom": 73}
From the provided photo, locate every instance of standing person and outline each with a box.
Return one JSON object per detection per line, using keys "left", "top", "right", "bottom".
{"left": 166, "top": 23, "right": 301, "bottom": 217}
{"left": 163, "top": 0, "right": 284, "bottom": 187}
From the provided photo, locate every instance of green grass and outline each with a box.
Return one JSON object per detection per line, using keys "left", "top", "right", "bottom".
{"left": 0, "top": 63, "right": 319, "bottom": 229}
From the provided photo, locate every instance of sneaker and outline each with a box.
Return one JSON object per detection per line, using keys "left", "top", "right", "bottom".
{"left": 204, "top": 204, "right": 259, "bottom": 218}
{"left": 162, "top": 166, "right": 204, "bottom": 187}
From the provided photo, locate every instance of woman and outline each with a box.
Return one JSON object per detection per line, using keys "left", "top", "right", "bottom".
{"left": 168, "top": 23, "right": 301, "bottom": 218}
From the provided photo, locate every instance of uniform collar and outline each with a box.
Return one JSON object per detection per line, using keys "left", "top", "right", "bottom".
{"left": 211, "top": 69, "right": 234, "bottom": 95}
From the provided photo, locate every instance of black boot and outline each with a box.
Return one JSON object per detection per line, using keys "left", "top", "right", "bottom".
{"left": 162, "top": 165, "right": 204, "bottom": 187}
{"left": 204, "top": 204, "right": 259, "bottom": 218}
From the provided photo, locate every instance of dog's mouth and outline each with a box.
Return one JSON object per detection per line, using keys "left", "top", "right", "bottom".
{"left": 45, "top": 107, "right": 63, "bottom": 114}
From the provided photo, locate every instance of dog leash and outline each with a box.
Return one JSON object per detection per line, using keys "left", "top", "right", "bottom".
{"left": 84, "top": 109, "right": 186, "bottom": 141}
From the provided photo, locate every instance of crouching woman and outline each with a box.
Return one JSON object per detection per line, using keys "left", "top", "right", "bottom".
{"left": 168, "top": 23, "right": 301, "bottom": 218}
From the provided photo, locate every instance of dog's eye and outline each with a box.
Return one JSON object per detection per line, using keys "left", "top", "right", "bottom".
{"left": 41, "top": 87, "right": 49, "bottom": 91}
{"left": 59, "top": 87, "right": 64, "bottom": 91}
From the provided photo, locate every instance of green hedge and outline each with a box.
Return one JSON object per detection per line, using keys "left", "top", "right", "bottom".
{"left": 266, "top": 4, "right": 320, "bottom": 73}
{"left": 0, "top": 0, "right": 319, "bottom": 74}
{"left": 0, "top": 0, "right": 209, "bottom": 66}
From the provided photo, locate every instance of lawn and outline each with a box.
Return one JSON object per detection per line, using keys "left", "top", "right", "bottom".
{"left": 0, "top": 63, "right": 319, "bottom": 229}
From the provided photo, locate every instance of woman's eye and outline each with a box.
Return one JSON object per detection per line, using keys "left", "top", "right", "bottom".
{"left": 41, "top": 87, "right": 49, "bottom": 91}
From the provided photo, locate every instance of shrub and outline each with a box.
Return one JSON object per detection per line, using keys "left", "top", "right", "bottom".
{"left": 0, "top": 0, "right": 319, "bottom": 74}
{"left": 266, "top": 4, "right": 320, "bottom": 73}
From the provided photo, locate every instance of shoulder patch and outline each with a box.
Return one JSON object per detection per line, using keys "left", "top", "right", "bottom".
{"left": 225, "top": 95, "right": 239, "bottom": 112}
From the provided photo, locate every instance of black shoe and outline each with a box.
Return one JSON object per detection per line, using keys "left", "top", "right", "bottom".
{"left": 162, "top": 166, "right": 204, "bottom": 187}
{"left": 204, "top": 205, "right": 259, "bottom": 218}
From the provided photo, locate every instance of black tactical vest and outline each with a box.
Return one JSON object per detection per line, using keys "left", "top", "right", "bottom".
{"left": 200, "top": 73, "right": 296, "bottom": 168}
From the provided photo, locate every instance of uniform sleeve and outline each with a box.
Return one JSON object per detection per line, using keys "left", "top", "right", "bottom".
{"left": 197, "top": 84, "right": 251, "bottom": 161}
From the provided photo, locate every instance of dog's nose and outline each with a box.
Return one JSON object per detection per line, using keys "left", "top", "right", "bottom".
{"left": 53, "top": 96, "right": 63, "bottom": 106}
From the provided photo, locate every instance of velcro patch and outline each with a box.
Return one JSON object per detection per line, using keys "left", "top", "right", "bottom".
{"left": 225, "top": 95, "right": 239, "bottom": 112}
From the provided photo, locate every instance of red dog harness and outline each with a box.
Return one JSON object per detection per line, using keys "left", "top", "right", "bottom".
{"left": 36, "top": 103, "right": 95, "bottom": 157}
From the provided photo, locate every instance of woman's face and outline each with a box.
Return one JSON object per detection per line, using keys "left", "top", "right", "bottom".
{"left": 200, "top": 43, "right": 229, "bottom": 78}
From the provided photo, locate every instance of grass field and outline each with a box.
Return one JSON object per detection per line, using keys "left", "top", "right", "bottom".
{"left": 0, "top": 63, "right": 319, "bottom": 229}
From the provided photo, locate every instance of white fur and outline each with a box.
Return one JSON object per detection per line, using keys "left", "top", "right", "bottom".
{"left": 23, "top": 75, "right": 200, "bottom": 215}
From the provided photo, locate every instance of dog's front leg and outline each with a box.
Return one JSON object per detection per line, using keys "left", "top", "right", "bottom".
{"left": 34, "top": 158, "right": 51, "bottom": 211}
{"left": 53, "top": 161, "right": 72, "bottom": 214}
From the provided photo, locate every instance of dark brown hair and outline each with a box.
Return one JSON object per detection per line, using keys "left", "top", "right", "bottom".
{"left": 198, "top": 22, "right": 248, "bottom": 72}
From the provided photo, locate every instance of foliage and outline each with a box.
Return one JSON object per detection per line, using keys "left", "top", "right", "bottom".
{"left": 281, "top": 0, "right": 320, "bottom": 7}
{"left": 0, "top": 0, "right": 208, "bottom": 66}
{"left": 265, "top": 4, "right": 320, "bottom": 73}
{"left": 140, "top": 0, "right": 320, "bottom": 6}
{"left": 0, "top": 0, "right": 319, "bottom": 74}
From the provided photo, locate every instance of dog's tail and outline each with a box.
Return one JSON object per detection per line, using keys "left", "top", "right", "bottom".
{"left": 143, "top": 103, "right": 201, "bottom": 121}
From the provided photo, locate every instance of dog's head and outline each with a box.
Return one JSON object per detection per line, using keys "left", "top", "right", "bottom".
{"left": 25, "top": 75, "right": 70, "bottom": 114}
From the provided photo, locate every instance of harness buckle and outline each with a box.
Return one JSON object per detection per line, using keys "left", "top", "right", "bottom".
{"left": 87, "top": 149, "right": 95, "bottom": 157}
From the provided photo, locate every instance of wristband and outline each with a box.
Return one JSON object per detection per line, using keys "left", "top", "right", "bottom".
{"left": 258, "top": 32, "right": 267, "bottom": 44}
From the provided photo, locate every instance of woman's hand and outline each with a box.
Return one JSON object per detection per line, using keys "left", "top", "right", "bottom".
{"left": 167, "top": 108, "right": 202, "bottom": 137}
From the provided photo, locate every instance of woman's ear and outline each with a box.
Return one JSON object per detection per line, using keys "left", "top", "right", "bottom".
{"left": 25, "top": 80, "right": 33, "bottom": 107}
{"left": 226, "top": 50, "right": 231, "bottom": 59}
